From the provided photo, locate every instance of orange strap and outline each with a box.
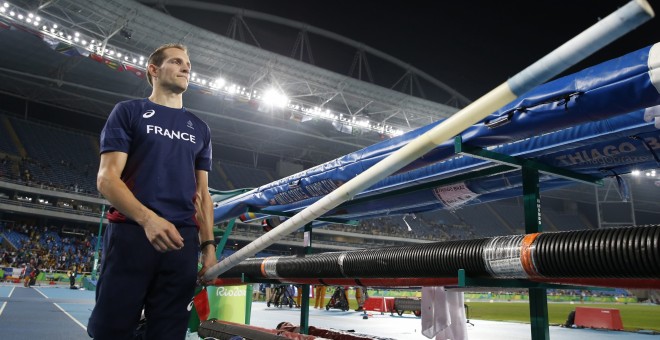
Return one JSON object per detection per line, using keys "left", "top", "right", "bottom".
{"left": 260, "top": 260, "right": 267, "bottom": 278}
{"left": 520, "top": 233, "right": 541, "bottom": 277}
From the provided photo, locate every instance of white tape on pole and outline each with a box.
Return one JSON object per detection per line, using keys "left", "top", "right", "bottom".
{"left": 204, "top": 0, "right": 654, "bottom": 280}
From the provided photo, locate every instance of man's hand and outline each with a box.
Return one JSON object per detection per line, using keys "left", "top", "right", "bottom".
{"left": 197, "top": 247, "right": 217, "bottom": 285}
{"left": 201, "top": 247, "right": 217, "bottom": 269}
{"left": 142, "top": 213, "right": 184, "bottom": 252}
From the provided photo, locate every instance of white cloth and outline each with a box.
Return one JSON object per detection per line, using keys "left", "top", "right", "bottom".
{"left": 421, "top": 287, "right": 468, "bottom": 340}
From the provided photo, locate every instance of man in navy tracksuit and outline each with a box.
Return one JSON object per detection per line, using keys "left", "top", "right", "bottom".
{"left": 88, "top": 43, "right": 217, "bottom": 339}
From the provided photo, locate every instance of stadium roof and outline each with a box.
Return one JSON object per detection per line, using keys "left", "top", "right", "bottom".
{"left": 0, "top": 0, "right": 467, "bottom": 165}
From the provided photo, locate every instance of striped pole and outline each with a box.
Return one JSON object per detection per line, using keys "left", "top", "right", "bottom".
{"left": 204, "top": 0, "right": 654, "bottom": 280}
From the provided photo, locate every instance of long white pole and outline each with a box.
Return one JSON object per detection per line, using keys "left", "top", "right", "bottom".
{"left": 204, "top": 0, "right": 654, "bottom": 280}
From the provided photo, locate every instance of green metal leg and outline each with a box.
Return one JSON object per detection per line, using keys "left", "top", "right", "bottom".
{"left": 216, "top": 218, "right": 236, "bottom": 258}
{"left": 522, "top": 168, "right": 549, "bottom": 340}
{"left": 245, "top": 283, "right": 253, "bottom": 325}
{"left": 529, "top": 288, "right": 550, "bottom": 339}
{"left": 299, "top": 223, "right": 313, "bottom": 334}
{"left": 522, "top": 167, "right": 542, "bottom": 234}
{"left": 300, "top": 284, "right": 310, "bottom": 334}
{"left": 91, "top": 204, "right": 105, "bottom": 281}
{"left": 453, "top": 136, "right": 602, "bottom": 340}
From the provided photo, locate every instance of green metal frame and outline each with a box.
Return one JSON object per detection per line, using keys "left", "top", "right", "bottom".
{"left": 521, "top": 167, "right": 549, "bottom": 339}
{"left": 454, "top": 136, "right": 603, "bottom": 186}
{"left": 236, "top": 223, "right": 314, "bottom": 334}
{"left": 299, "top": 223, "right": 313, "bottom": 334}
{"left": 213, "top": 137, "right": 604, "bottom": 338}
{"left": 454, "top": 136, "right": 603, "bottom": 340}
{"left": 219, "top": 207, "right": 316, "bottom": 331}
{"left": 249, "top": 208, "right": 358, "bottom": 226}
{"left": 216, "top": 217, "right": 257, "bottom": 324}
{"left": 91, "top": 204, "right": 105, "bottom": 281}
{"left": 215, "top": 218, "right": 235, "bottom": 260}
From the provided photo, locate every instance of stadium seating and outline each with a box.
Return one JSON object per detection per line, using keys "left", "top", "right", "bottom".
{"left": 0, "top": 116, "right": 20, "bottom": 156}
{"left": 8, "top": 116, "right": 98, "bottom": 193}
{"left": 219, "top": 162, "right": 274, "bottom": 189}
{"left": 543, "top": 209, "right": 585, "bottom": 231}
{"left": 455, "top": 204, "right": 511, "bottom": 237}
{"left": 0, "top": 114, "right": 287, "bottom": 194}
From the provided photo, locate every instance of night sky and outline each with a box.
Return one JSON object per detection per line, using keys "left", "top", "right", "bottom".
{"left": 167, "top": 0, "right": 660, "bottom": 101}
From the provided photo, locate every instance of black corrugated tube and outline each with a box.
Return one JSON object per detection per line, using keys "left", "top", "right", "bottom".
{"left": 220, "top": 225, "right": 659, "bottom": 281}
{"left": 532, "top": 226, "right": 660, "bottom": 278}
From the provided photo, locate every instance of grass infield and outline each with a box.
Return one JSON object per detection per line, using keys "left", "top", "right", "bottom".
{"left": 279, "top": 294, "right": 659, "bottom": 333}
{"left": 465, "top": 302, "right": 660, "bottom": 332}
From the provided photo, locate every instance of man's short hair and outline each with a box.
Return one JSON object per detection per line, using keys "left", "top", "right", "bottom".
{"left": 146, "top": 43, "right": 188, "bottom": 86}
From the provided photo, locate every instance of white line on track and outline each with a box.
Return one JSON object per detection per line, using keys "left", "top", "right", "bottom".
{"left": 34, "top": 287, "right": 49, "bottom": 298}
{"left": 54, "top": 302, "right": 88, "bottom": 331}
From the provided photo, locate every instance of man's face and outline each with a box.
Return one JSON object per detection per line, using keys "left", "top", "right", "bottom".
{"left": 153, "top": 48, "right": 191, "bottom": 94}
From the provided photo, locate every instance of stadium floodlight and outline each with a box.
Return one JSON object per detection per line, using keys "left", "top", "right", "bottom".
{"left": 262, "top": 88, "right": 289, "bottom": 108}
{"left": 213, "top": 77, "right": 226, "bottom": 89}
{"left": 0, "top": 0, "right": 407, "bottom": 138}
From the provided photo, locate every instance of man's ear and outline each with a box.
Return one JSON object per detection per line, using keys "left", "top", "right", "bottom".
{"left": 148, "top": 64, "right": 159, "bottom": 82}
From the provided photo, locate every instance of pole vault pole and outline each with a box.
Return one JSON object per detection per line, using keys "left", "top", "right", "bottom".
{"left": 204, "top": 0, "right": 654, "bottom": 280}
